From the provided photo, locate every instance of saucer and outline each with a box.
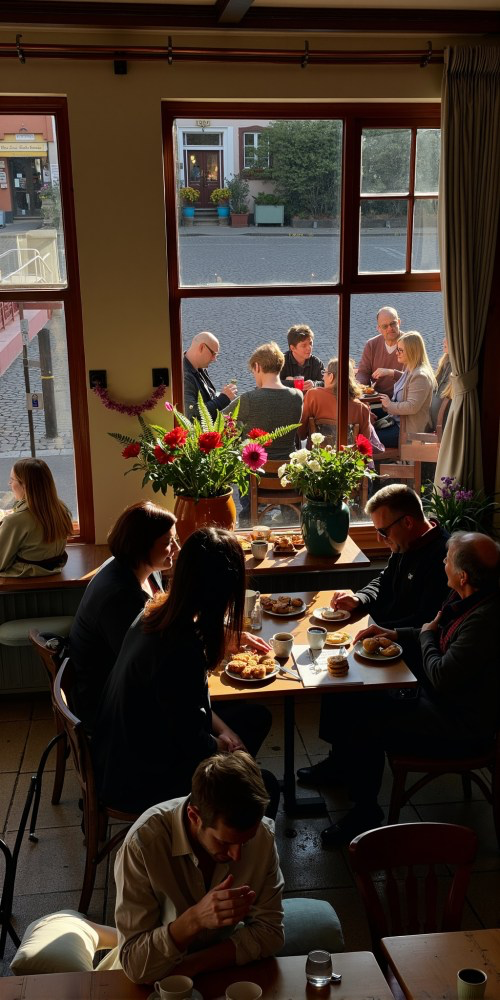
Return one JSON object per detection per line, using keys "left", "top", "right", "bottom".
{"left": 147, "top": 990, "right": 203, "bottom": 1000}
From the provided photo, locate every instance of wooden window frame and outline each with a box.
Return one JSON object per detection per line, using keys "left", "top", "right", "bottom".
{"left": 162, "top": 101, "right": 441, "bottom": 553}
{"left": 0, "top": 96, "right": 93, "bottom": 541}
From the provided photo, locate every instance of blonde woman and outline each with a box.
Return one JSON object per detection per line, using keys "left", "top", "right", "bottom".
{"left": 378, "top": 331, "right": 436, "bottom": 448}
{"left": 300, "top": 358, "right": 372, "bottom": 441}
{"left": 0, "top": 458, "right": 72, "bottom": 576}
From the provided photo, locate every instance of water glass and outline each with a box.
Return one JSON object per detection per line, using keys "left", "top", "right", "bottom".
{"left": 305, "top": 949, "right": 333, "bottom": 987}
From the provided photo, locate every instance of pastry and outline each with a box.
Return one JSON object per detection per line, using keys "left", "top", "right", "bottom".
{"left": 326, "top": 631, "right": 350, "bottom": 647}
{"left": 363, "top": 637, "right": 381, "bottom": 653}
{"left": 327, "top": 655, "right": 349, "bottom": 677}
{"left": 377, "top": 636, "right": 393, "bottom": 649}
{"left": 380, "top": 644, "right": 400, "bottom": 658}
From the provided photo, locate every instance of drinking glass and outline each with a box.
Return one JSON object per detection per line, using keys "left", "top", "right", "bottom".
{"left": 305, "top": 949, "right": 333, "bottom": 987}
{"left": 294, "top": 376, "right": 305, "bottom": 390}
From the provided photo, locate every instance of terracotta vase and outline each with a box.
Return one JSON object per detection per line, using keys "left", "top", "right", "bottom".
{"left": 173, "top": 491, "right": 237, "bottom": 544}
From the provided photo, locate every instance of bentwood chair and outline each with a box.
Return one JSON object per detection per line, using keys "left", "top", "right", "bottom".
{"left": 53, "top": 659, "right": 139, "bottom": 913}
{"left": 349, "top": 822, "right": 477, "bottom": 968}
{"left": 27, "top": 629, "right": 70, "bottom": 842}
{"left": 249, "top": 459, "right": 302, "bottom": 524}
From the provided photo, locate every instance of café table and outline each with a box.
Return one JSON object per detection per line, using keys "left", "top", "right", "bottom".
{"left": 381, "top": 928, "right": 500, "bottom": 1000}
{"left": 0, "top": 951, "right": 394, "bottom": 1000}
{"left": 209, "top": 589, "right": 417, "bottom": 818}
{"left": 244, "top": 535, "right": 369, "bottom": 578}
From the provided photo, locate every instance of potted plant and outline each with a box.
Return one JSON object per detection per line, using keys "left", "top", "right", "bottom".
{"left": 210, "top": 187, "right": 231, "bottom": 224}
{"left": 111, "top": 395, "right": 298, "bottom": 543}
{"left": 226, "top": 174, "right": 250, "bottom": 227}
{"left": 253, "top": 192, "right": 285, "bottom": 227}
{"left": 422, "top": 477, "right": 499, "bottom": 534}
{"left": 278, "top": 433, "right": 374, "bottom": 555}
{"left": 179, "top": 186, "right": 199, "bottom": 225}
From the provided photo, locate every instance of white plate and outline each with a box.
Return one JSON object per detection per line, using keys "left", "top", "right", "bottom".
{"left": 353, "top": 640, "right": 402, "bottom": 662}
{"left": 313, "top": 606, "right": 350, "bottom": 623}
{"left": 262, "top": 599, "right": 306, "bottom": 617}
{"left": 147, "top": 991, "right": 203, "bottom": 1000}
{"left": 225, "top": 664, "right": 279, "bottom": 683}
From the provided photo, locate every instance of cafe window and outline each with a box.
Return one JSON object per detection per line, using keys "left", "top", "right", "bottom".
{"left": 162, "top": 103, "right": 441, "bottom": 533}
{"left": 0, "top": 99, "right": 92, "bottom": 539}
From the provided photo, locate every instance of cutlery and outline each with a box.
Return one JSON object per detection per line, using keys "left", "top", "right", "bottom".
{"left": 278, "top": 664, "right": 301, "bottom": 681}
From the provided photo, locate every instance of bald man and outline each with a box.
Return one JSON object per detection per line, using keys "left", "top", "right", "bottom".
{"left": 183, "top": 332, "right": 237, "bottom": 420}
{"left": 356, "top": 306, "right": 404, "bottom": 395}
{"left": 319, "top": 530, "right": 500, "bottom": 848}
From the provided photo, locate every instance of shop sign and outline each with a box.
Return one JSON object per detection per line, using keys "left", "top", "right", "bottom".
{"left": 16, "top": 133, "right": 35, "bottom": 141}
{"left": 0, "top": 141, "right": 47, "bottom": 154}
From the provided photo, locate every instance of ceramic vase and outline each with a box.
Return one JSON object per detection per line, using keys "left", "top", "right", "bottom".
{"left": 300, "top": 498, "right": 350, "bottom": 556}
{"left": 173, "top": 491, "right": 237, "bottom": 544}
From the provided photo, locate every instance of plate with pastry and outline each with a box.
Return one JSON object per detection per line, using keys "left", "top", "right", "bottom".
{"left": 272, "top": 534, "right": 297, "bottom": 555}
{"left": 261, "top": 594, "right": 306, "bottom": 616}
{"left": 313, "top": 606, "right": 350, "bottom": 623}
{"left": 324, "top": 630, "right": 351, "bottom": 648}
{"left": 224, "top": 649, "right": 278, "bottom": 683}
{"left": 353, "top": 637, "right": 402, "bottom": 661}
{"left": 235, "top": 534, "right": 252, "bottom": 553}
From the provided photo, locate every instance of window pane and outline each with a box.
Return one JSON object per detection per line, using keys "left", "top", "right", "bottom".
{"left": 412, "top": 199, "right": 439, "bottom": 271}
{"left": 0, "top": 300, "right": 77, "bottom": 519}
{"left": 359, "top": 200, "right": 407, "bottom": 273}
{"left": 175, "top": 117, "right": 342, "bottom": 287}
{"left": 0, "top": 113, "right": 66, "bottom": 287}
{"left": 361, "top": 129, "right": 411, "bottom": 195}
{"left": 182, "top": 294, "right": 338, "bottom": 527}
{"left": 184, "top": 132, "right": 222, "bottom": 146}
{"left": 415, "top": 128, "right": 440, "bottom": 193}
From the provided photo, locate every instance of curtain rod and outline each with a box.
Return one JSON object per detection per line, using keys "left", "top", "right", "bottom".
{"left": 5, "top": 36, "right": 442, "bottom": 68}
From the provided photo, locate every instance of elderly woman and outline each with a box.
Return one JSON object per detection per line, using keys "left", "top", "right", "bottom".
{"left": 70, "top": 501, "right": 178, "bottom": 731}
{"left": 377, "top": 331, "right": 436, "bottom": 448}
{"left": 0, "top": 459, "right": 72, "bottom": 577}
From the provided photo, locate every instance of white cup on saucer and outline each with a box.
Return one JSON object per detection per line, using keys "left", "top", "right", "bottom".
{"left": 154, "top": 974, "right": 193, "bottom": 999}
{"left": 225, "top": 983, "right": 262, "bottom": 1000}
{"left": 270, "top": 632, "right": 293, "bottom": 657}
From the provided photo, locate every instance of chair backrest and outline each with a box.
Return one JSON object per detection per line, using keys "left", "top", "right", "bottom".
{"left": 29, "top": 628, "right": 67, "bottom": 688}
{"left": 53, "top": 658, "right": 97, "bottom": 812}
{"left": 307, "top": 416, "right": 359, "bottom": 448}
{"left": 349, "top": 822, "right": 477, "bottom": 961}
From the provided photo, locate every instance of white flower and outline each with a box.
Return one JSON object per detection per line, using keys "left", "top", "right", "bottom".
{"left": 281, "top": 477, "right": 290, "bottom": 487}
{"left": 293, "top": 448, "right": 310, "bottom": 465}
{"left": 307, "top": 460, "right": 321, "bottom": 472}
{"left": 278, "top": 463, "right": 287, "bottom": 478}
{"left": 310, "top": 432, "right": 325, "bottom": 446}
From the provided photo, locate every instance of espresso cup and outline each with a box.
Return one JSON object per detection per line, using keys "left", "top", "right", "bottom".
{"left": 307, "top": 625, "right": 327, "bottom": 650}
{"left": 457, "top": 968, "right": 487, "bottom": 1000}
{"left": 251, "top": 539, "right": 268, "bottom": 561}
{"left": 270, "top": 632, "right": 294, "bottom": 657}
{"left": 225, "top": 983, "right": 262, "bottom": 1000}
{"left": 154, "top": 974, "right": 193, "bottom": 999}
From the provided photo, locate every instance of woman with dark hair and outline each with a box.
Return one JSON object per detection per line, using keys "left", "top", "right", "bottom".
{"left": 91, "top": 527, "right": 276, "bottom": 816}
{"left": 0, "top": 458, "right": 72, "bottom": 576}
{"left": 69, "top": 501, "right": 178, "bottom": 731}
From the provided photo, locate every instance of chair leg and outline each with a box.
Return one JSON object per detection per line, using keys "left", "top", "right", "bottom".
{"left": 461, "top": 773, "right": 473, "bottom": 800}
{"left": 79, "top": 808, "right": 100, "bottom": 914}
{"left": 51, "top": 728, "right": 68, "bottom": 805}
{"left": 28, "top": 731, "right": 66, "bottom": 842}
{"left": 0, "top": 774, "right": 38, "bottom": 957}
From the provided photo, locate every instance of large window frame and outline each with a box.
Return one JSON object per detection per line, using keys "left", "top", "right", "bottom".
{"left": 162, "top": 101, "right": 441, "bottom": 552}
{"left": 0, "top": 96, "right": 93, "bottom": 541}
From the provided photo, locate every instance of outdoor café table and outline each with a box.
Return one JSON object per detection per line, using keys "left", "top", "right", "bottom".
{"left": 0, "top": 952, "right": 394, "bottom": 1000}
{"left": 209, "top": 589, "right": 417, "bottom": 818}
{"left": 381, "top": 929, "right": 500, "bottom": 1000}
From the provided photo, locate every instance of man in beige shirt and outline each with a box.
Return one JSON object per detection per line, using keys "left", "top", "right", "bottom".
{"left": 114, "top": 752, "right": 285, "bottom": 984}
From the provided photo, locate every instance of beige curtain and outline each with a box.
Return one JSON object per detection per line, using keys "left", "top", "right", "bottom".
{"left": 436, "top": 45, "right": 500, "bottom": 490}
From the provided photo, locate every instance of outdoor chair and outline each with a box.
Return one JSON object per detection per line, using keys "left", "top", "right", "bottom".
{"left": 349, "top": 822, "right": 477, "bottom": 968}
{"left": 387, "top": 728, "right": 500, "bottom": 847}
{"left": 53, "top": 658, "right": 139, "bottom": 913}
{"left": 398, "top": 397, "right": 451, "bottom": 492}
{"left": 249, "top": 458, "right": 302, "bottom": 524}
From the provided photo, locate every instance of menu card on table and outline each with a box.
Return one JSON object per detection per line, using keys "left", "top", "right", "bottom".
{"left": 293, "top": 644, "right": 364, "bottom": 688}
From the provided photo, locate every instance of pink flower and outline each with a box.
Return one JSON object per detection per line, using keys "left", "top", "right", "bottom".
{"left": 122, "top": 443, "right": 141, "bottom": 459}
{"left": 198, "top": 432, "right": 223, "bottom": 454}
{"left": 242, "top": 442, "right": 268, "bottom": 471}
{"left": 164, "top": 401, "right": 173, "bottom": 411}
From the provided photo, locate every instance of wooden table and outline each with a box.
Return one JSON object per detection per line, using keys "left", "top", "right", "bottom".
{"left": 381, "top": 929, "right": 500, "bottom": 1000}
{"left": 210, "top": 589, "right": 417, "bottom": 817}
{"left": 0, "top": 544, "right": 109, "bottom": 592}
{"left": 1, "top": 951, "right": 394, "bottom": 1000}
{"left": 244, "top": 535, "right": 369, "bottom": 576}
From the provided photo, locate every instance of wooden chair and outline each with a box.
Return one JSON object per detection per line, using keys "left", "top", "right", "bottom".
{"left": 0, "top": 775, "right": 38, "bottom": 958}
{"left": 349, "top": 822, "right": 477, "bottom": 967}
{"left": 399, "top": 397, "right": 451, "bottom": 491}
{"left": 387, "top": 729, "right": 500, "bottom": 847}
{"left": 53, "top": 659, "right": 139, "bottom": 913}
{"left": 27, "top": 629, "right": 70, "bottom": 842}
{"left": 249, "top": 459, "right": 302, "bottom": 524}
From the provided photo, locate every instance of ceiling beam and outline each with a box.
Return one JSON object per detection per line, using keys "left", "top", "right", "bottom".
{"left": 1, "top": 2, "right": 499, "bottom": 35}
{"left": 215, "top": 0, "right": 255, "bottom": 25}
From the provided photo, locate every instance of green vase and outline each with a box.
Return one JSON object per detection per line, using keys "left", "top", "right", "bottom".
{"left": 300, "top": 498, "right": 350, "bottom": 556}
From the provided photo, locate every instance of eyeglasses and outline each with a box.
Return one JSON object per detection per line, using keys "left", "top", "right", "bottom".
{"left": 375, "top": 513, "right": 406, "bottom": 539}
{"left": 203, "top": 343, "right": 218, "bottom": 358}
{"left": 380, "top": 320, "right": 399, "bottom": 331}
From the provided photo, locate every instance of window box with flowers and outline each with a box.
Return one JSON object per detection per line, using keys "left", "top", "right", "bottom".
{"left": 278, "top": 433, "right": 375, "bottom": 555}
{"left": 112, "top": 394, "right": 298, "bottom": 542}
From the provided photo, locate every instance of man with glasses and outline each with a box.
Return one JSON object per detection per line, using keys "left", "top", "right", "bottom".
{"left": 297, "top": 485, "right": 449, "bottom": 793}
{"left": 183, "top": 331, "right": 237, "bottom": 420}
{"left": 356, "top": 306, "right": 404, "bottom": 395}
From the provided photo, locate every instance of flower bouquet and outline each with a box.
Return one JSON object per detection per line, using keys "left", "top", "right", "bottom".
{"left": 278, "top": 432, "right": 374, "bottom": 505}
{"left": 422, "top": 476, "right": 499, "bottom": 534}
{"left": 111, "top": 394, "right": 298, "bottom": 502}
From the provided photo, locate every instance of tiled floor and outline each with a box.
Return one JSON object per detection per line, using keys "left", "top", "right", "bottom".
{"left": 1, "top": 690, "right": 499, "bottom": 977}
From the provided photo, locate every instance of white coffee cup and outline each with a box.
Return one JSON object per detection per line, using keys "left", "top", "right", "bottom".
{"left": 270, "top": 631, "right": 294, "bottom": 657}
{"left": 251, "top": 539, "right": 268, "bottom": 561}
{"left": 307, "top": 625, "right": 327, "bottom": 650}
{"left": 457, "top": 968, "right": 487, "bottom": 1000}
{"left": 244, "top": 589, "right": 259, "bottom": 617}
{"left": 225, "top": 982, "right": 263, "bottom": 1000}
{"left": 154, "top": 974, "right": 193, "bottom": 999}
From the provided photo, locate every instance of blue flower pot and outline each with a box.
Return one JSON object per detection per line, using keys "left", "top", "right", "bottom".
{"left": 182, "top": 205, "right": 195, "bottom": 218}
{"left": 217, "top": 204, "right": 230, "bottom": 218}
{"left": 300, "top": 498, "right": 350, "bottom": 556}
